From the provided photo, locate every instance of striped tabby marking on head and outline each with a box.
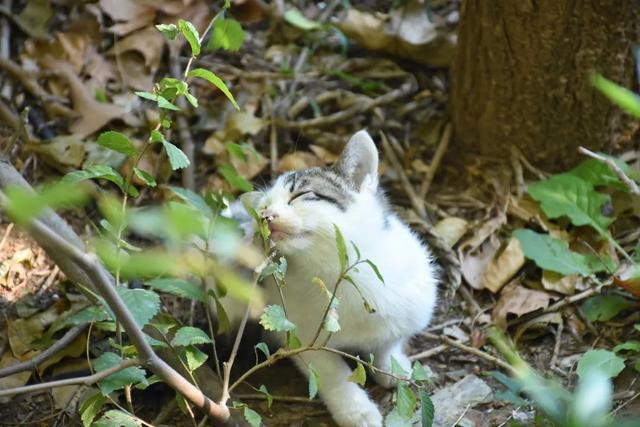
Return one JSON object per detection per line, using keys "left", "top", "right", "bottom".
{"left": 284, "top": 168, "right": 353, "bottom": 211}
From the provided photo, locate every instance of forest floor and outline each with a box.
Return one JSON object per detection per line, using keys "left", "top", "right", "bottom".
{"left": 0, "top": 0, "right": 639, "bottom": 426}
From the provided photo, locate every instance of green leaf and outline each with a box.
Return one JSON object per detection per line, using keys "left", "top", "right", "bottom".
{"left": 348, "top": 362, "right": 366, "bottom": 386}
{"left": 133, "top": 167, "right": 156, "bottom": 187}
{"left": 115, "top": 288, "right": 161, "bottom": 328}
{"left": 390, "top": 356, "right": 408, "bottom": 377}
{"left": 64, "top": 165, "right": 137, "bottom": 197}
{"left": 514, "top": 229, "right": 615, "bottom": 276}
{"left": 79, "top": 392, "right": 106, "bottom": 427}
{"left": 365, "top": 259, "right": 385, "bottom": 284}
{"left": 577, "top": 349, "right": 625, "bottom": 380}
{"left": 211, "top": 293, "right": 230, "bottom": 334}
{"left": 172, "top": 326, "right": 212, "bottom": 347}
{"left": 333, "top": 224, "right": 348, "bottom": 271}
{"left": 259, "top": 304, "right": 296, "bottom": 332}
{"left": 179, "top": 345, "right": 208, "bottom": 371}
{"left": 255, "top": 342, "right": 270, "bottom": 359}
{"left": 147, "top": 278, "right": 205, "bottom": 302}
{"left": 284, "top": 8, "right": 322, "bottom": 30}
{"left": 258, "top": 384, "right": 273, "bottom": 408}
{"left": 188, "top": 68, "right": 239, "bottom": 109}
{"left": 411, "top": 362, "right": 430, "bottom": 381}
{"left": 135, "top": 91, "right": 180, "bottom": 111}
{"left": 219, "top": 163, "right": 253, "bottom": 192}
{"left": 308, "top": 365, "right": 320, "bottom": 399}
{"left": 168, "top": 186, "right": 211, "bottom": 215}
{"left": 581, "top": 295, "right": 634, "bottom": 322}
{"left": 4, "top": 181, "right": 89, "bottom": 225}
{"left": 93, "top": 410, "right": 141, "bottom": 427}
{"left": 162, "top": 140, "right": 191, "bottom": 170}
{"left": 155, "top": 23, "right": 179, "bottom": 39}
{"left": 97, "top": 131, "right": 137, "bottom": 156}
{"left": 150, "top": 129, "right": 164, "bottom": 143}
{"left": 178, "top": 19, "right": 200, "bottom": 56}
{"left": 209, "top": 17, "right": 244, "bottom": 51}
{"left": 592, "top": 74, "right": 640, "bottom": 119}
{"left": 226, "top": 142, "right": 248, "bottom": 162}
{"left": 420, "top": 390, "right": 435, "bottom": 427}
{"left": 528, "top": 174, "right": 614, "bottom": 233}
{"left": 567, "top": 158, "right": 634, "bottom": 192}
{"left": 184, "top": 92, "right": 198, "bottom": 108}
{"left": 94, "top": 352, "right": 146, "bottom": 395}
{"left": 396, "top": 382, "right": 417, "bottom": 419}
{"left": 63, "top": 305, "right": 111, "bottom": 326}
{"left": 613, "top": 341, "right": 640, "bottom": 353}
{"left": 243, "top": 406, "right": 261, "bottom": 427}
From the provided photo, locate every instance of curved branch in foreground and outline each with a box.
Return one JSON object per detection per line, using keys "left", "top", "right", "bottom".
{"left": 0, "top": 358, "right": 140, "bottom": 397}
{"left": 0, "top": 324, "right": 88, "bottom": 379}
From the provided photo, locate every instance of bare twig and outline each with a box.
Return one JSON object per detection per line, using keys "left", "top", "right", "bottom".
{"left": 578, "top": 146, "right": 640, "bottom": 195}
{"left": 235, "top": 393, "right": 323, "bottom": 404}
{"left": 380, "top": 131, "right": 427, "bottom": 219}
{"left": 0, "top": 358, "right": 140, "bottom": 397}
{"left": 421, "top": 332, "right": 514, "bottom": 373}
{"left": 409, "top": 344, "right": 448, "bottom": 361}
{"left": 0, "top": 324, "right": 88, "bottom": 378}
{"left": 420, "top": 122, "right": 452, "bottom": 199}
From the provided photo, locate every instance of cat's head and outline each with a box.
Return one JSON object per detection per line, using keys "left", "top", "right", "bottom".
{"left": 245, "top": 130, "right": 382, "bottom": 254}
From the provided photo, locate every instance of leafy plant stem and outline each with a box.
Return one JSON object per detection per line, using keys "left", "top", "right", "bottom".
{"left": 182, "top": 12, "right": 221, "bottom": 80}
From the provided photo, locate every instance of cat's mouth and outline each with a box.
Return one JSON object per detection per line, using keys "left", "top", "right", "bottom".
{"left": 268, "top": 223, "right": 308, "bottom": 241}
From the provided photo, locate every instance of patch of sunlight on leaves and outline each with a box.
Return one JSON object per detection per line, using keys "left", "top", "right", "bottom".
{"left": 514, "top": 229, "right": 616, "bottom": 276}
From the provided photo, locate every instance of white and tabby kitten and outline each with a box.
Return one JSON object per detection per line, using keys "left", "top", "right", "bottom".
{"left": 231, "top": 130, "right": 438, "bottom": 427}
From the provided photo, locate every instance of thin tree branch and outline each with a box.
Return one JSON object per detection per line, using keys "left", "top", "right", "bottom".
{"left": 578, "top": 146, "right": 640, "bottom": 195}
{"left": 0, "top": 324, "right": 88, "bottom": 378}
{"left": 0, "top": 358, "right": 140, "bottom": 397}
{"left": 420, "top": 122, "right": 452, "bottom": 199}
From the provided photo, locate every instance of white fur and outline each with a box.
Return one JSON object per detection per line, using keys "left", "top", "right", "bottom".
{"left": 224, "top": 130, "right": 438, "bottom": 427}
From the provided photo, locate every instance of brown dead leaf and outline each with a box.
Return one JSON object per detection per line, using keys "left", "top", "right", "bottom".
{"left": 0, "top": 354, "right": 31, "bottom": 403}
{"left": 31, "top": 135, "right": 86, "bottom": 169}
{"left": 8, "top": 317, "right": 45, "bottom": 357}
{"left": 37, "top": 332, "right": 87, "bottom": 374}
{"left": 41, "top": 57, "right": 125, "bottom": 138}
{"left": 492, "top": 281, "right": 551, "bottom": 330}
{"left": 542, "top": 270, "right": 579, "bottom": 295}
{"left": 460, "top": 237, "right": 500, "bottom": 290}
{"left": 613, "top": 264, "right": 640, "bottom": 297}
{"left": 231, "top": 0, "right": 265, "bottom": 23}
{"left": 225, "top": 111, "right": 266, "bottom": 140}
{"left": 458, "top": 214, "right": 507, "bottom": 253}
{"left": 278, "top": 151, "right": 323, "bottom": 172}
{"left": 110, "top": 26, "right": 165, "bottom": 75}
{"left": 203, "top": 132, "right": 226, "bottom": 156}
{"left": 309, "top": 144, "right": 339, "bottom": 164}
{"left": 100, "top": 0, "right": 156, "bottom": 35}
{"left": 481, "top": 237, "right": 526, "bottom": 293}
{"left": 232, "top": 148, "right": 268, "bottom": 181}
{"left": 433, "top": 217, "right": 469, "bottom": 248}
{"left": 337, "top": 1, "right": 455, "bottom": 67}
{"left": 51, "top": 385, "right": 82, "bottom": 410}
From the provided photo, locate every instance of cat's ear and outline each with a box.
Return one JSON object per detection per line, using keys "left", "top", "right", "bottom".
{"left": 335, "top": 130, "right": 379, "bottom": 191}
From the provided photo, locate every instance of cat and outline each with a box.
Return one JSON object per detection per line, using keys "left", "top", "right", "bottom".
{"left": 226, "top": 130, "right": 438, "bottom": 427}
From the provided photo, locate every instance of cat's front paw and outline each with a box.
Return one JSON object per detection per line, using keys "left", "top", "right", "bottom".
{"left": 332, "top": 396, "right": 383, "bottom": 427}
{"left": 373, "top": 350, "right": 411, "bottom": 389}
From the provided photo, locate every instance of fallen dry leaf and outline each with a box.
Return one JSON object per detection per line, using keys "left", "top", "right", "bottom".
{"left": 434, "top": 217, "right": 469, "bottom": 248}
{"left": 492, "top": 281, "right": 551, "bottom": 329}
{"left": 31, "top": 135, "right": 86, "bottom": 169}
{"left": 309, "top": 144, "right": 339, "bottom": 164}
{"left": 481, "top": 237, "right": 526, "bottom": 293}
{"left": 110, "top": 26, "right": 165, "bottom": 87}
{"left": 542, "top": 270, "right": 579, "bottom": 295}
{"left": 225, "top": 111, "right": 266, "bottom": 140}
{"left": 0, "top": 354, "right": 31, "bottom": 404}
{"left": 278, "top": 151, "right": 323, "bottom": 172}
{"left": 460, "top": 237, "right": 500, "bottom": 290}
{"left": 613, "top": 263, "right": 640, "bottom": 297}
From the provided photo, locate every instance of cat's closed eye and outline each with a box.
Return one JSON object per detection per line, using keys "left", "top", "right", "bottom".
{"left": 288, "top": 190, "right": 338, "bottom": 205}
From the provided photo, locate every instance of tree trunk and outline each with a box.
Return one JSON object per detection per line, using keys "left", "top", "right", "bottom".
{"left": 452, "top": 0, "right": 640, "bottom": 170}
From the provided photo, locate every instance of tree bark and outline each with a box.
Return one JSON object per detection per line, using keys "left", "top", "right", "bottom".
{"left": 452, "top": 0, "right": 640, "bottom": 170}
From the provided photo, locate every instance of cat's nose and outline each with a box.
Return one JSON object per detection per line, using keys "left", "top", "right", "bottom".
{"left": 261, "top": 210, "right": 278, "bottom": 223}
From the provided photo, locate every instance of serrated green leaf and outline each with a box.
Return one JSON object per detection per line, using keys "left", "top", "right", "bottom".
{"left": 93, "top": 410, "right": 141, "bottom": 427}
{"left": 514, "top": 229, "right": 615, "bottom": 276}
{"left": 133, "top": 167, "right": 156, "bottom": 187}
{"left": 172, "top": 326, "right": 212, "bottom": 347}
{"left": 592, "top": 74, "right": 640, "bottom": 119}
{"left": 188, "top": 68, "right": 239, "bottom": 109}
{"left": 258, "top": 384, "right": 273, "bottom": 408}
{"left": 396, "top": 382, "right": 417, "bottom": 419}
{"left": 255, "top": 342, "right": 270, "bottom": 359}
{"left": 259, "top": 305, "right": 295, "bottom": 332}
{"left": 411, "top": 362, "right": 430, "bottom": 381}
{"left": 284, "top": 8, "right": 321, "bottom": 30}
{"left": 178, "top": 19, "right": 200, "bottom": 56}
{"left": 147, "top": 278, "right": 205, "bottom": 302}
{"left": 365, "top": 259, "right": 385, "bottom": 284}
{"left": 348, "top": 362, "right": 366, "bottom": 386}
{"left": 577, "top": 349, "right": 625, "bottom": 380}
{"left": 528, "top": 174, "right": 614, "bottom": 233}
{"left": 115, "top": 288, "right": 161, "bottom": 328}
{"left": 613, "top": 341, "right": 640, "bottom": 353}
{"left": 79, "top": 392, "right": 106, "bottom": 427}
{"left": 581, "top": 295, "right": 633, "bottom": 322}
{"left": 333, "top": 224, "right": 348, "bottom": 271}
{"left": 209, "top": 17, "right": 244, "bottom": 51}
{"left": 162, "top": 140, "right": 191, "bottom": 170}
{"left": 420, "top": 390, "right": 435, "bottom": 427}
{"left": 308, "top": 365, "right": 319, "bottom": 399}
{"left": 243, "top": 406, "right": 261, "bottom": 427}
{"left": 155, "top": 23, "right": 179, "bottom": 39}
{"left": 219, "top": 163, "right": 253, "bottom": 191}
{"left": 97, "top": 131, "right": 137, "bottom": 156}
{"left": 180, "top": 345, "right": 208, "bottom": 371}
{"left": 94, "top": 352, "right": 146, "bottom": 395}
